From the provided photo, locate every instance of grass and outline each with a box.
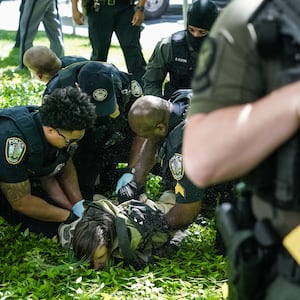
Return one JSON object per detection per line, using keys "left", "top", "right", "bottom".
{"left": 0, "top": 29, "right": 228, "bottom": 299}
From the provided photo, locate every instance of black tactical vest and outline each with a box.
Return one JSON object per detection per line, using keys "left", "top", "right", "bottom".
{"left": 245, "top": 0, "right": 300, "bottom": 210}
{"left": 0, "top": 106, "right": 69, "bottom": 177}
{"left": 164, "top": 31, "right": 197, "bottom": 99}
{"left": 159, "top": 90, "right": 191, "bottom": 176}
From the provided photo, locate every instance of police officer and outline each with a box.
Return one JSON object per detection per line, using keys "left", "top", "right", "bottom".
{"left": 0, "top": 87, "right": 97, "bottom": 237}
{"left": 142, "top": 0, "right": 219, "bottom": 99}
{"left": 183, "top": 0, "right": 300, "bottom": 298}
{"left": 23, "top": 45, "right": 88, "bottom": 83}
{"left": 116, "top": 90, "right": 233, "bottom": 231}
{"left": 44, "top": 61, "right": 144, "bottom": 200}
{"left": 70, "top": 0, "right": 147, "bottom": 87}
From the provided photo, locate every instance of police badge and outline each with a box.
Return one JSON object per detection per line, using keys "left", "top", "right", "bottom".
{"left": 169, "top": 153, "right": 184, "bottom": 180}
{"left": 5, "top": 137, "right": 26, "bottom": 165}
{"left": 130, "top": 80, "right": 143, "bottom": 98}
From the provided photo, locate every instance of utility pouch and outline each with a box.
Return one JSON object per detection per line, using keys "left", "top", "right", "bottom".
{"left": 227, "top": 230, "right": 265, "bottom": 300}
{"left": 216, "top": 203, "right": 277, "bottom": 300}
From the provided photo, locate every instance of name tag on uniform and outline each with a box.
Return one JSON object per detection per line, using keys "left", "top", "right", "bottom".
{"left": 283, "top": 224, "right": 300, "bottom": 265}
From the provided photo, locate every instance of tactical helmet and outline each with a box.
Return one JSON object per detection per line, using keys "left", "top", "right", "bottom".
{"left": 187, "top": 0, "right": 219, "bottom": 30}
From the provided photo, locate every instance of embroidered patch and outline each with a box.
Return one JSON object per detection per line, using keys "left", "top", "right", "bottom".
{"left": 5, "top": 137, "right": 26, "bottom": 165}
{"left": 169, "top": 153, "right": 184, "bottom": 180}
{"left": 175, "top": 182, "right": 185, "bottom": 197}
{"left": 93, "top": 88, "right": 108, "bottom": 101}
{"left": 130, "top": 80, "right": 143, "bottom": 97}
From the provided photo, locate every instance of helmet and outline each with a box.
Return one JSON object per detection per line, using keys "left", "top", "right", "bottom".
{"left": 187, "top": 0, "right": 219, "bottom": 30}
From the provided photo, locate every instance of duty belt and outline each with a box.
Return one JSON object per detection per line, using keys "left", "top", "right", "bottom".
{"left": 277, "top": 249, "right": 300, "bottom": 284}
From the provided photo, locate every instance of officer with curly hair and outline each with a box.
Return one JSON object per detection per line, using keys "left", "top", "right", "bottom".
{"left": 43, "top": 61, "right": 144, "bottom": 199}
{"left": 0, "top": 87, "right": 97, "bottom": 237}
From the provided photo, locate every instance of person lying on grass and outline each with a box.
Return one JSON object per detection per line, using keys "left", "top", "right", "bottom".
{"left": 58, "top": 193, "right": 185, "bottom": 270}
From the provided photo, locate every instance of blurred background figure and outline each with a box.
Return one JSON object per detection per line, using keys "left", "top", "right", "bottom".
{"left": 18, "top": 0, "right": 64, "bottom": 70}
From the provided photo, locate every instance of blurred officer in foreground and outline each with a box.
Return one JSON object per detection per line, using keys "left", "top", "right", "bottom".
{"left": 116, "top": 90, "right": 234, "bottom": 232}
{"left": 23, "top": 45, "right": 88, "bottom": 83}
{"left": 142, "top": 0, "right": 219, "bottom": 99}
{"left": 0, "top": 87, "right": 97, "bottom": 237}
{"left": 183, "top": 0, "right": 300, "bottom": 299}
{"left": 44, "top": 61, "right": 144, "bottom": 199}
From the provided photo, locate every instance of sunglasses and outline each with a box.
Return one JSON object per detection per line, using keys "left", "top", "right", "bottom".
{"left": 55, "top": 129, "right": 84, "bottom": 148}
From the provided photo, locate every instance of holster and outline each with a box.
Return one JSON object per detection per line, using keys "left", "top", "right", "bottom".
{"left": 216, "top": 201, "right": 279, "bottom": 300}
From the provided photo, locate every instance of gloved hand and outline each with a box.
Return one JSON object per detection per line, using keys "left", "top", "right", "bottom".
{"left": 115, "top": 172, "right": 134, "bottom": 193}
{"left": 58, "top": 211, "right": 81, "bottom": 249}
{"left": 117, "top": 180, "right": 145, "bottom": 204}
{"left": 72, "top": 199, "right": 85, "bottom": 217}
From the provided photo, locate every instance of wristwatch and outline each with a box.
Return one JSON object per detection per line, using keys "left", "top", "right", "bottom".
{"left": 135, "top": 5, "right": 145, "bottom": 12}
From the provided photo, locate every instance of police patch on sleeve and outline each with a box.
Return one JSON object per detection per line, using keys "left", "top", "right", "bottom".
{"left": 5, "top": 137, "right": 26, "bottom": 165}
{"left": 169, "top": 153, "right": 184, "bottom": 180}
{"left": 130, "top": 80, "right": 143, "bottom": 97}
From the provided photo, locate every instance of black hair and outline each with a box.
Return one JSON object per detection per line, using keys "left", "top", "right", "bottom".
{"left": 72, "top": 204, "right": 116, "bottom": 265}
{"left": 39, "top": 86, "right": 97, "bottom": 130}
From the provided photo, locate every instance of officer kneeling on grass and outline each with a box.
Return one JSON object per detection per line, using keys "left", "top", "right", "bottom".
{"left": 0, "top": 87, "right": 97, "bottom": 237}
{"left": 116, "top": 90, "right": 235, "bottom": 236}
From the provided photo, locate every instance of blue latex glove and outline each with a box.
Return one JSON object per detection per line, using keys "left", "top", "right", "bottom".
{"left": 115, "top": 172, "right": 134, "bottom": 193}
{"left": 72, "top": 199, "right": 85, "bottom": 217}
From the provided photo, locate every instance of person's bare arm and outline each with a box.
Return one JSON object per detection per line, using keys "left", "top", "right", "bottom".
{"left": 132, "top": 0, "right": 146, "bottom": 26}
{"left": 71, "top": 0, "right": 84, "bottom": 25}
{"left": 0, "top": 180, "right": 70, "bottom": 222}
{"left": 183, "top": 81, "right": 300, "bottom": 188}
{"left": 56, "top": 159, "right": 83, "bottom": 205}
{"left": 127, "top": 136, "right": 146, "bottom": 168}
{"left": 165, "top": 201, "right": 201, "bottom": 230}
{"left": 40, "top": 175, "right": 73, "bottom": 210}
{"left": 134, "top": 138, "right": 162, "bottom": 185}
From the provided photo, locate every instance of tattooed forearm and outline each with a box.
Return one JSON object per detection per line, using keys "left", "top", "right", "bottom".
{"left": 0, "top": 180, "right": 31, "bottom": 205}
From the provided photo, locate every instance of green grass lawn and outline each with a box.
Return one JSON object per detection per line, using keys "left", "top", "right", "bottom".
{"left": 0, "top": 30, "right": 228, "bottom": 300}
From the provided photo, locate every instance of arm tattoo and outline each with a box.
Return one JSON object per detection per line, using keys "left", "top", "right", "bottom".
{"left": 0, "top": 180, "right": 31, "bottom": 206}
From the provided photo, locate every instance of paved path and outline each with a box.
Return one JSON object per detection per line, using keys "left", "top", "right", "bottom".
{"left": 0, "top": 0, "right": 184, "bottom": 51}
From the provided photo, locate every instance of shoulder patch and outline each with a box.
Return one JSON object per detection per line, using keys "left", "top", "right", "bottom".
{"left": 5, "top": 137, "right": 26, "bottom": 165}
{"left": 130, "top": 80, "right": 143, "bottom": 98}
{"left": 169, "top": 153, "right": 184, "bottom": 180}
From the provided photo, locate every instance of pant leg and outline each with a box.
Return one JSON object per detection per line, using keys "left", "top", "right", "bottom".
{"left": 42, "top": 0, "right": 64, "bottom": 57}
{"left": 19, "top": 0, "right": 51, "bottom": 67}
{"left": 87, "top": 6, "right": 115, "bottom": 61}
{"left": 115, "top": 4, "right": 146, "bottom": 86}
{"left": 14, "top": 0, "right": 26, "bottom": 48}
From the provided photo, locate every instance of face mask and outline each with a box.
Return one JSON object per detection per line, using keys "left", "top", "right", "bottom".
{"left": 186, "top": 31, "right": 206, "bottom": 52}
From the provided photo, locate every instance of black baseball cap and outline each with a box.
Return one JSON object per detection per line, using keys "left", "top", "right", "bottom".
{"left": 77, "top": 62, "right": 121, "bottom": 117}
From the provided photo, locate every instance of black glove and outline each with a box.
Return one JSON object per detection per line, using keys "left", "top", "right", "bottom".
{"left": 117, "top": 180, "right": 145, "bottom": 204}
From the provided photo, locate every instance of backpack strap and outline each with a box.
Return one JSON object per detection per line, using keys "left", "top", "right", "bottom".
{"left": 114, "top": 216, "right": 144, "bottom": 268}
